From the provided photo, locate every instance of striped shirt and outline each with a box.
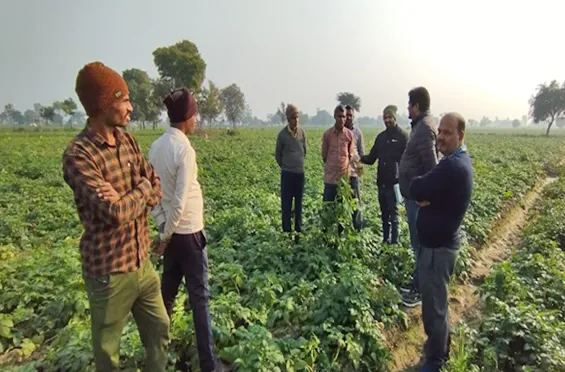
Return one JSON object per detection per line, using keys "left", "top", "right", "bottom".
{"left": 62, "top": 126, "right": 162, "bottom": 277}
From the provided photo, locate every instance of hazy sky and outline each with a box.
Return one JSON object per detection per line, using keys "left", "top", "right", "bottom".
{"left": 2, "top": 0, "right": 564, "bottom": 121}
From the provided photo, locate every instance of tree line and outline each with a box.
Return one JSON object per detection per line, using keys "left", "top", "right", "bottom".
{"left": 1, "top": 39, "right": 564, "bottom": 134}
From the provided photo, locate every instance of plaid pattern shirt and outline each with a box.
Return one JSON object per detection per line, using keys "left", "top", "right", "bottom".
{"left": 321, "top": 126, "right": 356, "bottom": 184}
{"left": 62, "top": 126, "right": 162, "bottom": 277}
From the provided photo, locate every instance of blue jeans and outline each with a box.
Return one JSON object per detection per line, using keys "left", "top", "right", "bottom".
{"left": 405, "top": 199, "right": 421, "bottom": 292}
{"left": 161, "top": 231, "right": 217, "bottom": 372}
{"left": 281, "top": 171, "right": 305, "bottom": 233}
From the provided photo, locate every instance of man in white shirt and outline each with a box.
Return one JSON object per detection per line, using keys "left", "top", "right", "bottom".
{"left": 149, "top": 88, "right": 220, "bottom": 372}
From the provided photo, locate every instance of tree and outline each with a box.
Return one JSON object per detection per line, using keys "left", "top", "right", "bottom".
{"left": 0, "top": 104, "right": 25, "bottom": 125}
{"left": 69, "top": 111, "right": 86, "bottom": 126}
{"left": 123, "top": 68, "right": 157, "bottom": 129}
{"left": 276, "top": 102, "right": 286, "bottom": 125}
{"left": 151, "top": 77, "right": 175, "bottom": 111}
{"left": 220, "top": 84, "right": 246, "bottom": 129}
{"left": 198, "top": 81, "right": 224, "bottom": 127}
{"left": 53, "top": 98, "right": 78, "bottom": 126}
{"left": 479, "top": 116, "right": 492, "bottom": 127}
{"left": 40, "top": 106, "right": 56, "bottom": 124}
{"left": 311, "top": 109, "right": 333, "bottom": 126}
{"left": 24, "top": 109, "right": 39, "bottom": 124}
{"left": 153, "top": 40, "right": 207, "bottom": 94}
{"left": 0, "top": 104, "right": 15, "bottom": 123}
{"left": 529, "top": 80, "right": 565, "bottom": 136}
{"left": 336, "top": 92, "right": 361, "bottom": 112}
{"left": 512, "top": 119, "right": 521, "bottom": 128}
{"left": 299, "top": 111, "right": 310, "bottom": 126}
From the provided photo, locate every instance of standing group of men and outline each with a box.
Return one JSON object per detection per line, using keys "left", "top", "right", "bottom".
{"left": 62, "top": 60, "right": 472, "bottom": 372}
{"left": 275, "top": 87, "right": 473, "bottom": 371}
{"left": 63, "top": 62, "right": 222, "bottom": 372}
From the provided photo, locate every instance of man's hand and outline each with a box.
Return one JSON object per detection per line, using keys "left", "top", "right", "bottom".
{"left": 96, "top": 183, "right": 120, "bottom": 202}
{"left": 416, "top": 200, "right": 431, "bottom": 207}
{"left": 151, "top": 235, "right": 169, "bottom": 257}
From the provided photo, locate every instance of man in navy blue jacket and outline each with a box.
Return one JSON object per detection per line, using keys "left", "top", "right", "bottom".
{"left": 409, "top": 112, "right": 473, "bottom": 372}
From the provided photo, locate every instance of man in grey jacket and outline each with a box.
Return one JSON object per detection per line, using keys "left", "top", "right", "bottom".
{"left": 398, "top": 87, "right": 439, "bottom": 307}
{"left": 275, "top": 104, "right": 306, "bottom": 243}
{"left": 345, "top": 105, "right": 364, "bottom": 231}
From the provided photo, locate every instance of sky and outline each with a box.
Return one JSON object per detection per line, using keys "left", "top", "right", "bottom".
{"left": 1, "top": 0, "right": 564, "bottom": 121}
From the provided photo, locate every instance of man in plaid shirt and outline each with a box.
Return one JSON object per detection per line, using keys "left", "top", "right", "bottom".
{"left": 62, "top": 62, "right": 169, "bottom": 371}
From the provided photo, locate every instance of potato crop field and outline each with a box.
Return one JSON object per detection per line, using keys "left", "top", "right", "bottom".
{"left": 1, "top": 127, "right": 565, "bottom": 371}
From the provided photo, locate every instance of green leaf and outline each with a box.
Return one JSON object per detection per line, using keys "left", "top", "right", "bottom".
{"left": 0, "top": 317, "right": 14, "bottom": 338}
{"left": 20, "top": 338, "right": 36, "bottom": 357}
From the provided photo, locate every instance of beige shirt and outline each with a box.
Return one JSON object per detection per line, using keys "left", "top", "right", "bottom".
{"left": 149, "top": 127, "right": 204, "bottom": 240}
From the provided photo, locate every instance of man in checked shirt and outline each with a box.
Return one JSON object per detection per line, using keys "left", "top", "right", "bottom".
{"left": 62, "top": 62, "right": 169, "bottom": 371}
{"left": 321, "top": 105, "right": 360, "bottom": 230}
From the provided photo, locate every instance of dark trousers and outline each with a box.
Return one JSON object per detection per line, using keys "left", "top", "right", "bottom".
{"left": 405, "top": 199, "right": 421, "bottom": 291}
{"left": 378, "top": 184, "right": 399, "bottom": 244}
{"left": 161, "top": 231, "right": 216, "bottom": 372}
{"left": 322, "top": 177, "right": 362, "bottom": 231}
{"left": 281, "top": 171, "right": 305, "bottom": 233}
{"left": 419, "top": 245, "right": 458, "bottom": 370}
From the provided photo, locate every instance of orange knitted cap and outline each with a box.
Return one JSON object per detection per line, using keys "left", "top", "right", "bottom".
{"left": 75, "top": 62, "right": 129, "bottom": 117}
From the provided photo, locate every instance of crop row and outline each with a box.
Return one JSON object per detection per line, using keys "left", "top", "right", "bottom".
{"left": 446, "top": 169, "right": 565, "bottom": 371}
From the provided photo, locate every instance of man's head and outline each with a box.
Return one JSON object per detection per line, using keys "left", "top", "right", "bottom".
{"left": 438, "top": 112, "right": 466, "bottom": 155}
{"left": 383, "top": 105, "right": 398, "bottom": 129}
{"left": 164, "top": 88, "right": 198, "bottom": 135}
{"left": 75, "top": 62, "right": 132, "bottom": 128}
{"left": 345, "top": 105, "right": 355, "bottom": 129}
{"left": 408, "top": 87, "right": 430, "bottom": 120}
{"left": 334, "top": 105, "right": 346, "bottom": 130}
{"left": 286, "top": 104, "right": 299, "bottom": 131}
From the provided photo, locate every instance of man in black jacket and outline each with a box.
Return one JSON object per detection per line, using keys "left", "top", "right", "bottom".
{"left": 361, "top": 105, "right": 408, "bottom": 244}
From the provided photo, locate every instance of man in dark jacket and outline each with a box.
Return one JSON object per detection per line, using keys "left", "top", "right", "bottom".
{"left": 399, "top": 87, "right": 439, "bottom": 307}
{"left": 275, "top": 104, "right": 307, "bottom": 243}
{"left": 361, "top": 105, "right": 408, "bottom": 244}
{"left": 409, "top": 112, "right": 473, "bottom": 372}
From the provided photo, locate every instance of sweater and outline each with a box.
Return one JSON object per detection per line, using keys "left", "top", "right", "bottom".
{"left": 409, "top": 147, "right": 473, "bottom": 249}
{"left": 275, "top": 126, "right": 306, "bottom": 173}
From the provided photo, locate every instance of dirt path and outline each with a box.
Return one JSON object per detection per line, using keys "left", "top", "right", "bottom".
{"left": 386, "top": 175, "right": 558, "bottom": 371}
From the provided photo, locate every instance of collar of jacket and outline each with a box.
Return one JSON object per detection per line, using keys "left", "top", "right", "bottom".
{"left": 410, "top": 111, "right": 430, "bottom": 128}
{"left": 441, "top": 144, "right": 467, "bottom": 160}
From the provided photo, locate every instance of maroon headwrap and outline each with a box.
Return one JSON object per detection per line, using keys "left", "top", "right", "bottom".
{"left": 163, "top": 87, "right": 198, "bottom": 123}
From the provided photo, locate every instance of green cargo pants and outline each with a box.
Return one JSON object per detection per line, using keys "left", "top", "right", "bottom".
{"left": 84, "top": 258, "right": 170, "bottom": 371}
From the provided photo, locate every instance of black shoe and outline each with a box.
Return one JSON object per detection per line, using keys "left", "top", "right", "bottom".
{"left": 401, "top": 290, "right": 422, "bottom": 308}
{"left": 398, "top": 283, "right": 413, "bottom": 293}
{"left": 294, "top": 232, "right": 300, "bottom": 244}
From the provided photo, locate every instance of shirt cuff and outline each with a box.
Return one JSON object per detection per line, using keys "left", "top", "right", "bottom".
{"left": 137, "top": 179, "right": 153, "bottom": 198}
